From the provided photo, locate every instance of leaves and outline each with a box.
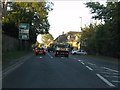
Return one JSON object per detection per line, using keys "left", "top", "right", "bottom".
{"left": 2, "top": 2, "right": 53, "bottom": 43}
{"left": 81, "top": 2, "right": 120, "bottom": 58}
{"left": 41, "top": 33, "right": 54, "bottom": 45}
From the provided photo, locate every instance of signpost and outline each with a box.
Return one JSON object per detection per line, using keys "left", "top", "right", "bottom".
{"left": 19, "top": 23, "right": 29, "bottom": 50}
{"left": 19, "top": 23, "right": 29, "bottom": 40}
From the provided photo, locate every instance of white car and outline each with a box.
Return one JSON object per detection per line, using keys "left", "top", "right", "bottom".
{"left": 71, "top": 50, "right": 87, "bottom": 55}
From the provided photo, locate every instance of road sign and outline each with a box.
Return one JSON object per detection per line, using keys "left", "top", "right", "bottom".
{"left": 19, "top": 23, "right": 29, "bottom": 40}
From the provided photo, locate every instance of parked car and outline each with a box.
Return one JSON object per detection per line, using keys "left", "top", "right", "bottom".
{"left": 34, "top": 48, "right": 46, "bottom": 56}
{"left": 71, "top": 50, "right": 87, "bottom": 55}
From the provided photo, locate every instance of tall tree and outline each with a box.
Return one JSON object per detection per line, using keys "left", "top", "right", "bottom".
{"left": 41, "top": 33, "right": 54, "bottom": 46}
{"left": 2, "top": 2, "right": 53, "bottom": 43}
{"left": 83, "top": 2, "right": 120, "bottom": 58}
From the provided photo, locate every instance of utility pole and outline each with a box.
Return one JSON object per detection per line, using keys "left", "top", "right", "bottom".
{"left": 80, "top": 17, "right": 82, "bottom": 50}
{"left": 80, "top": 17, "right": 82, "bottom": 31}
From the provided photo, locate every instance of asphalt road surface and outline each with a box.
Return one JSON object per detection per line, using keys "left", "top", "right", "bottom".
{"left": 2, "top": 52, "right": 120, "bottom": 88}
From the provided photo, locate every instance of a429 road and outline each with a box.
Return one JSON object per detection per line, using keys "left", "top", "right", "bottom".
{"left": 2, "top": 52, "right": 120, "bottom": 88}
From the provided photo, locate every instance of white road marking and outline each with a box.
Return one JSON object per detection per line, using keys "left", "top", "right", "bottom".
{"left": 100, "top": 72, "right": 111, "bottom": 74}
{"left": 86, "top": 66, "right": 93, "bottom": 71}
{"left": 104, "top": 75, "right": 118, "bottom": 78}
{"left": 87, "top": 62, "right": 96, "bottom": 66}
{"left": 2, "top": 62, "right": 24, "bottom": 79}
{"left": 111, "top": 80, "right": 120, "bottom": 83}
{"left": 2, "top": 55, "right": 32, "bottom": 80}
{"left": 103, "top": 67, "right": 119, "bottom": 73}
{"left": 40, "top": 57, "right": 42, "bottom": 58}
{"left": 46, "top": 52, "right": 53, "bottom": 59}
{"left": 78, "top": 60, "right": 81, "bottom": 62}
{"left": 81, "top": 62, "right": 85, "bottom": 65}
{"left": 61, "top": 57, "right": 64, "bottom": 59}
{"left": 112, "top": 73, "right": 119, "bottom": 75}
{"left": 100, "top": 72, "right": 119, "bottom": 75}
{"left": 96, "top": 73, "right": 115, "bottom": 87}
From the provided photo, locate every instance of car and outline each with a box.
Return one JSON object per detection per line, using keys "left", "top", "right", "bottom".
{"left": 71, "top": 50, "right": 87, "bottom": 55}
{"left": 34, "top": 48, "right": 46, "bottom": 56}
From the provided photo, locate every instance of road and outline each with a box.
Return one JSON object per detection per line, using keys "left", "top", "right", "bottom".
{"left": 2, "top": 52, "right": 120, "bottom": 88}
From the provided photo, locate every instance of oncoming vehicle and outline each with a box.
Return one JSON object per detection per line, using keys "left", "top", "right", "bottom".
{"left": 54, "top": 43, "right": 69, "bottom": 57}
{"left": 34, "top": 48, "right": 46, "bottom": 56}
{"left": 71, "top": 50, "right": 87, "bottom": 55}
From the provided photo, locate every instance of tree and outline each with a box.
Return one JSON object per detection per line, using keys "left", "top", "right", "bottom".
{"left": 41, "top": 33, "right": 54, "bottom": 46}
{"left": 2, "top": 2, "right": 53, "bottom": 43}
{"left": 80, "top": 24, "right": 96, "bottom": 54}
{"left": 83, "top": 2, "right": 120, "bottom": 58}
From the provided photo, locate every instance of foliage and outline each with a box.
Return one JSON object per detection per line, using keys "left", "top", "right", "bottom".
{"left": 41, "top": 33, "right": 54, "bottom": 45}
{"left": 2, "top": 2, "right": 53, "bottom": 43}
{"left": 81, "top": 2, "right": 120, "bottom": 58}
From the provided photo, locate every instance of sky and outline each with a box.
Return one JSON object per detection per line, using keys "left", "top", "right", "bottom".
{"left": 48, "top": 1, "right": 106, "bottom": 39}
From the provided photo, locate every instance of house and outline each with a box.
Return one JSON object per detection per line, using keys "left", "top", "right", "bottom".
{"left": 66, "top": 31, "right": 81, "bottom": 50}
{"left": 54, "top": 31, "right": 81, "bottom": 50}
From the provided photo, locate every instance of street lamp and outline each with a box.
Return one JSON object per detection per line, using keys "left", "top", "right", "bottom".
{"left": 80, "top": 17, "right": 82, "bottom": 31}
{"left": 80, "top": 17, "right": 82, "bottom": 50}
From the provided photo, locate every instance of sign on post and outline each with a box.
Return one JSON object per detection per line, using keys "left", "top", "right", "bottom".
{"left": 19, "top": 23, "right": 29, "bottom": 40}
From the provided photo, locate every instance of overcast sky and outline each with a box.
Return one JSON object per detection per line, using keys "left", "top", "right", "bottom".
{"left": 48, "top": 1, "right": 106, "bottom": 39}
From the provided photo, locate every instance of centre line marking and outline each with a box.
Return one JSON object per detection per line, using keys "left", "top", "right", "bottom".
{"left": 81, "top": 62, "right": 85, "bottom": 65}
{"left": 86, "top": 66, "right": 93, "bottom": 71}
{"left": 46, "top": 52, "right": 53, "bottom": 59}
{"left": 96, "top": 73, "right": 115, "bottom": 87}
{"left": 78, "top": 60, "right": 81, "bottom": 62}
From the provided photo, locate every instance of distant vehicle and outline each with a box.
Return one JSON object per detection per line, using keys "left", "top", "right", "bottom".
{"left": 34, "top": 48, "right": 46, "bottom": 56}
{"left": 71, "top": 50, "right": 87, "bottom": 55}
{"left": 47, "top": 47, "right": 55, "bottom": 52}
{"left": 54, "top": 43, "right": 69, "bottom": 57}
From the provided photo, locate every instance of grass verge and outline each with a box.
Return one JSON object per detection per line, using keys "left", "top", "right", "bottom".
{"left": 2, "top": 50, "right": 31, "bottom": 65}
{"left": 84, "top": 54, "right": 119, "bottom": 64}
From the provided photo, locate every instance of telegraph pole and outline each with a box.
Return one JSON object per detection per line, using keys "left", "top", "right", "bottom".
{"left": 80, "top": 17, "right": 82, "bottom": 50}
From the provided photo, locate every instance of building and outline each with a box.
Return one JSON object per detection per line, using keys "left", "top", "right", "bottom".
{"left": 66, "top": 31, "right": 81, "bottom": 50}
{"left": 54, "top": 31, "right": 81, "bottom": 50}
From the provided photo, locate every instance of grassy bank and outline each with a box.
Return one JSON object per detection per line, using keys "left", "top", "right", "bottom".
{"left": 2, "top": 50, "right": 31, "bottom": 65}
{"left": 84, "top": 54, "right": 119, "bottom": 64}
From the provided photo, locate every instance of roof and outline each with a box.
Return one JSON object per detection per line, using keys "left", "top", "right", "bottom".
{"left": 66, "top": 31, "right": 80, "bottom": 35}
